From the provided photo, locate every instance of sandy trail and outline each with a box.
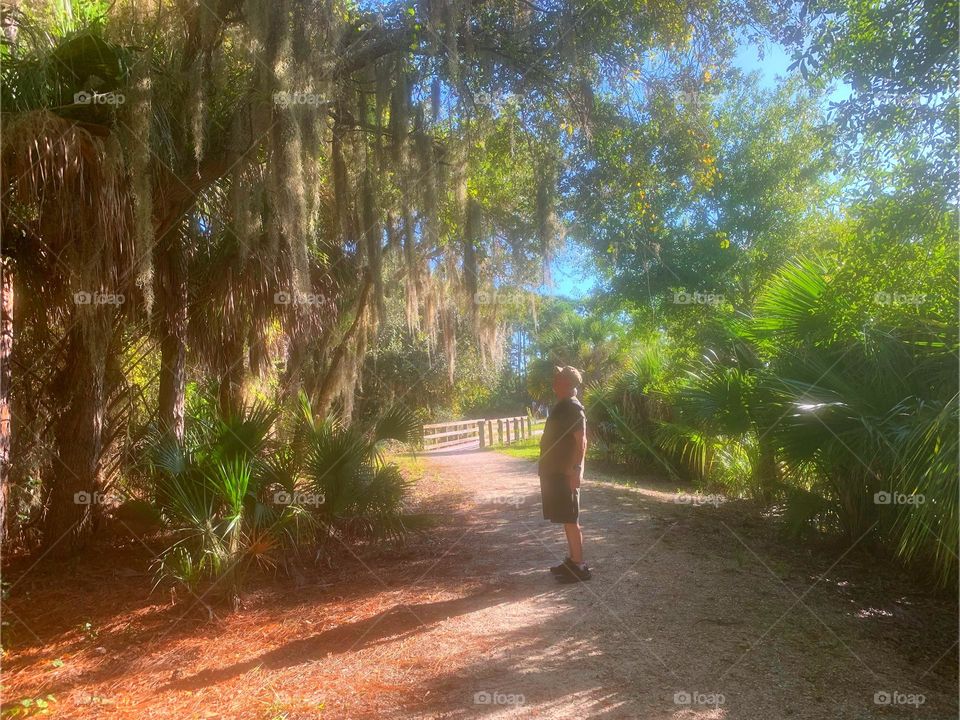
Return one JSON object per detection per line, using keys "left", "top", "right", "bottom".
{"left": 401, "top": 446, "right": 957, "bottom": 719}
{"left": 3, "top": 446, "right": 955, "bottom": 719}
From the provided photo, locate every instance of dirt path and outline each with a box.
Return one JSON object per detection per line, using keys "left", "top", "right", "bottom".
{"left": 3, "top": 447, "right": 956, "bottom": 719}
{"left": 407, "top": 447, "right": 957, "bottom": 719}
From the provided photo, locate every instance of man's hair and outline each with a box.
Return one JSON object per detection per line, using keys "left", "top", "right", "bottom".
{"left": 554, "top": 365, "right": 583, "bottom": 388}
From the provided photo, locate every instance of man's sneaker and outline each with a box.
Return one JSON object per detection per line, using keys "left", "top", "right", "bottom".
{"left": 550, "top": 557, "right": 573, "bottom": 575}
{"left": 555, "top": 561, "right": 592, "bottom": 583}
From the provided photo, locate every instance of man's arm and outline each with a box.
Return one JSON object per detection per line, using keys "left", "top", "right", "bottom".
{"left": 567, "top": 426, "right": 587, "bottom": 490}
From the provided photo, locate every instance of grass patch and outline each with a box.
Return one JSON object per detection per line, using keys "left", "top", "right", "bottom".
{"left": 387, "top": 449, "right": 429, "bottom": 478}
{"left": 493, "top": 437, "right": 540, "bottom": 461}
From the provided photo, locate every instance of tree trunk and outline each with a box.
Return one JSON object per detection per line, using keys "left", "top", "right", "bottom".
{"left": 41, "top": 313, "right": 110, "bottom": 555}
{"left": 218, "top": 337, "right": 246, "bottom": 418}
{"left": 158, "top": 331, "right": 186, "bottom": 437}
{"left": 156, "top": 235, "right": 187, "bottom": 439}
{"left": 0, "top": 261, "right": 12, "bottom": 544}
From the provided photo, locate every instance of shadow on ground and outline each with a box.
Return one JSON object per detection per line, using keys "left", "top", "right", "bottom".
{"left": 3, "top": 448, "right": 957, "bottom": 720}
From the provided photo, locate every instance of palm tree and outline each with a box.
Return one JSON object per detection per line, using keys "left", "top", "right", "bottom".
{"left": 1, "top": 20, "right": 144, "bottom": 551}
{"left": 527, "top": 309, "right": 630, "bottom": 402}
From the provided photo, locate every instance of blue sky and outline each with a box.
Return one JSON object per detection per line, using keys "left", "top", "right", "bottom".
{"left": 733, "top": 41, "right": 792, "bottom": 88}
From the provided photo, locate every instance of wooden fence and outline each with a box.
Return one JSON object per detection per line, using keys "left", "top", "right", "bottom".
{"left": 421, "top": 415, "right": 546, "bottom": 451}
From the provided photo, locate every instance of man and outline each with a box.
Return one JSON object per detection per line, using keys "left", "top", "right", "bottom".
{"left": 538, "top": 365, "right": 591, "bottom": 582}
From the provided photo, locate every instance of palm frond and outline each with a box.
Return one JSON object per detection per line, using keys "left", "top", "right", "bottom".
{"left": 753, "top": 257, "right": 831, "bottom": 343}
{"left": 373, "top": 405, "right": 422, "bottom": 445}
{"left": 890, "top": 397, "right": 959, "bottom": 587}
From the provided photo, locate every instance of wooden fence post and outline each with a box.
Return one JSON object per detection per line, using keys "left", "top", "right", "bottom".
{"left": 478, "top": 420, "right": 486, "bottom": 448}
{"left": 497, "top": 419, "right": 503, "bottom": 445}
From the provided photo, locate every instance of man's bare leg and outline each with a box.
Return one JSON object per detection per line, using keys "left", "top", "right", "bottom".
{"left": 564, "top": 522, "right": 583, "bottom": 564}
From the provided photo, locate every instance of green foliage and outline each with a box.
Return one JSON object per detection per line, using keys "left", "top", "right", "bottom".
{"left": 146, "top": 393, "right": 419, "bottom": 602}
{"left": 358, "top": 302, "right": 513, "bottom": 421}
{"left": 301, "top": 409, "right": 413, "bottom": 546}
{"left": 587, "top": 339, "right": 675, "bottom": 473}
{"left": 751, "top": 250, "right": 958, "bottom": 583}
{"left": 576, "top": 74, "right": 839, "bottom": 326}
{"left": 2, "top": 0, "right": 952, "bottom": 603}
{"left": 782, "top": 0, "right": 958, "bottom": 201}
{"left": 526, "top": 300, "right": 636, "bottom": 403}
{"left": 594, "top": 192, "right": 957, "bottom": 587}
{"left": 1, "top": 24, "right": 134, "bottom": 125}
{"left": 892, "top": 399, "right": 959, "bottom": 581}
{"left": 148, "top": 400, "right": 288, "bottom": 601}
{"left": 2, "top": 695, "right": 57, "bottom": 718}
{"left": 672, "top": 243, "right": 954, "bottom": 585}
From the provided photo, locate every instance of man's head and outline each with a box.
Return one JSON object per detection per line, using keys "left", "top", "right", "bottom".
{"left": 552, "top": 365, "right": 583, "bottom": 399}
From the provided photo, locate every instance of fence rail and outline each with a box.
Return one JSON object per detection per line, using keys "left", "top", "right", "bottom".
{"left": 421, "top": 415, "right": 546, "bottom": 451}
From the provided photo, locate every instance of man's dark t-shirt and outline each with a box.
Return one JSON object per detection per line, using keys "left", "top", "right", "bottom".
{"left": 538, "top": 397, "right": 586, "bottom": 477}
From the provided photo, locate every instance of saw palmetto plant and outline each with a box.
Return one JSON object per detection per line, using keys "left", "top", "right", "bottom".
{"left": 146, "top": 392, "right": 422, "bottom": 601}
{"left": 653, "top": 256, "right": 958, "bottom": 587}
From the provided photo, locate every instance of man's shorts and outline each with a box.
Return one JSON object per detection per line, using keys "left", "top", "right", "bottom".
{"left": 540, "top": 473, "right": 580, "bottom": 524}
